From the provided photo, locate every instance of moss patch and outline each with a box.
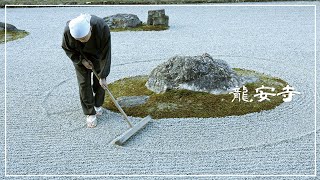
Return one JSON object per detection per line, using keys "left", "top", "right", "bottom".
{"left": 0, "top": 30, "right": 29, "bottom": 44}
{"left": 110, "top": 23, "right": 169, "bottom": 32}
{"left": 103, "top": 68, "right": 288, "bottom": 119}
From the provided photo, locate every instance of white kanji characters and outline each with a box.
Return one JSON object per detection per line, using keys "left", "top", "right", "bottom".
{"left": 253, "top": 85, "right": 277, "bottom": 102}
{"left": 229, "top": 84, "right": 300, "bottom": 103}
{"left": 277, "top": 85, "right": 301, "bottom": 102}
{"left": 229, "top": 86, "right": 253, "bottom": 102}
{"left": 230, "top": 87, "right": 241, "bottom": 102}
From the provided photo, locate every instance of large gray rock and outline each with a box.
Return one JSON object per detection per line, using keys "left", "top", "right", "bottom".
{"left": 0, "top": 22, "right": 20, "bottom": 31}
{"left": 147, "top": 9, "right": 169, "bottom": 26}
{"left": 103, "top": 14, "right": 142, "bottom": 29}
{"left": 146, "top": 53, "right": 243, "bottom": 94}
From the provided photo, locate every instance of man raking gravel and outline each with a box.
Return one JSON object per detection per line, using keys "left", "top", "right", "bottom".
{"left": 61, "top": 14, "right": 151, "bottom": 144}
{"left": 62, "top": 14, "right": 111, "bottom": 128}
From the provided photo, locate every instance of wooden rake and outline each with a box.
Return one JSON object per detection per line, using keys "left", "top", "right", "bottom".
{"left": 92, "top": 68, "right": 152, "bottom": 146}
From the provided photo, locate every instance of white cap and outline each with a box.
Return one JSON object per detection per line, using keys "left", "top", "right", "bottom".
{"left": 69, "top": 14, "right": 91, "bottom": 39}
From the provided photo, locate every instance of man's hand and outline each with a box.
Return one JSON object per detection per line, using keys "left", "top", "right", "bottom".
{"left": 81, "top": 59, "right": 93, "bottom": 69}
{"left": 99, "top": 78, "right": 107, "bottom": 89}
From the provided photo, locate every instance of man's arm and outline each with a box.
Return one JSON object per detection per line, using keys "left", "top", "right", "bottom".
{"left": 98, "top": 24, "right": 111, "bottom": 79}
{"left": 61, "top": 29, "right": 82, "bottom": 65}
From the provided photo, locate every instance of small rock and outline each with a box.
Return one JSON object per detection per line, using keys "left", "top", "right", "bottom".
{"left": 147, "top": 9, "right": 169, "bottom": 26}
{"left": 117, "top": 96, "right": 150, "bottom": 108}
{"left": 103, "top": 14, "right": 142, "bottom": 29}
{"left": 0, "top": 22, "right": 20, "bottom": 31}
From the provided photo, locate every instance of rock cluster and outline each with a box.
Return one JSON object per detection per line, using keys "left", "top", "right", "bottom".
{"left": 104, "top": 9, "right": 169, "bottom": 29}
{"left": 146, "top": 53, "right": 244, "bottom": 94}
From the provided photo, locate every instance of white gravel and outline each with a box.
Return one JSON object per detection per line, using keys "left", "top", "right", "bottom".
{"left": 1, "top": 1, "right": 320, "bottom": 179}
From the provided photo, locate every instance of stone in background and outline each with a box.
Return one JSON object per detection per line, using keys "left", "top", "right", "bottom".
{"left": 147, "top": 9, "right": 169, "bottom": 26}
{"left": 103, "top": 14, "right": 142, "bottom": 28}
{"left": 0, "top": 22, "right": 22, "bottom": 31}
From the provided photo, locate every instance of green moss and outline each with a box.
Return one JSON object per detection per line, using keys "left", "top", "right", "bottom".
{"left": 110, "top": 24, "right": 169, "bottom": 32}
{"left": 103, "top": 69, "right": 289, "bottom": 119}
{"left": 0, "top": 30, "right": 29, "bottom": 44}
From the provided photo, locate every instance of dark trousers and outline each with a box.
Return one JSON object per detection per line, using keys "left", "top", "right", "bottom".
{"left": 74, "top": 63, "right": 105, "bottom": 115}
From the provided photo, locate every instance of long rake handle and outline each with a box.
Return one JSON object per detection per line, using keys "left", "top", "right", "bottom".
{"left": 92, "top": 69, "right": 133, "bottom": 128}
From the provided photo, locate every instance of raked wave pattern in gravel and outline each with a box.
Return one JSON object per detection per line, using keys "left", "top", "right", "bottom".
{"left": 1, "top": 2, "right": 320, "bottom": 178}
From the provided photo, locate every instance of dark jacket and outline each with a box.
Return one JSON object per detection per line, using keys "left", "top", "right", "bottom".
{"left": 62, "top": 15, "right": 111, "bottom": 79}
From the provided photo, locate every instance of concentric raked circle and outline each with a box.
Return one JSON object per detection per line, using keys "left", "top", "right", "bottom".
{"left": 43, "top": 55, "right": 316, "bottom": 152}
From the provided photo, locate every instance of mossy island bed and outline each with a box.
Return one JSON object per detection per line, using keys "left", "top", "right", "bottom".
{"left": 103, "top": 68, "right": 288, "bottom": 119}
{"left": 110, "top": 23, "right": 169, "bottom": 32}
{"left": 0, "top": 25, "right": 29, "bottom": 44}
